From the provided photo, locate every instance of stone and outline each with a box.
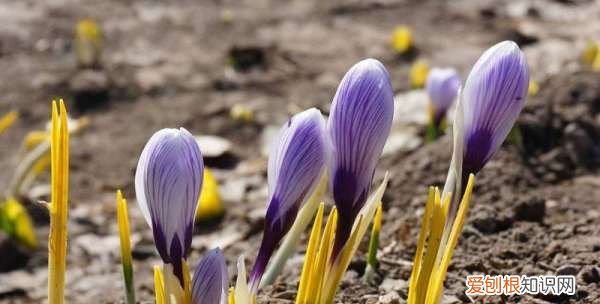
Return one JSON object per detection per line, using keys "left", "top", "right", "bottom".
{"left": 579, "top": 265, "right": 600, "bottom": 284}
{"left": 378, "top": 291, "right": 400, "bottom": 304}
{"left": 556, "top": 264, "right": 579, "bottom": 276}
{"left": 513, "top": 197, "right": 545, "bottom": 222}
{"left": 195, "top": 135, "right": 232, "bottom": 158}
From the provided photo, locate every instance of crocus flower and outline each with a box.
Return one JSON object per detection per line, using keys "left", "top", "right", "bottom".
{"left": 328, "top": 58, "right": 394, "bottom": 258}
{"left": 192, "top": 248, "right": 228, "bottom": 304}
{"left": 425, "top": 68, "right": 461, "bottom": 127}
{"left": 460, "top": 41, "right": 529, "bottom": 176}
{"left": 135, "top": 128, "right": 203, "bottom": 283}
{"left": 249, "top": 108, "right": 329, "bottom": 290}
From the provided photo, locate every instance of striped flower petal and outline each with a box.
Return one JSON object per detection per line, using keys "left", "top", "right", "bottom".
{"left": 249, "top": 108, "right": 329, "bottom": 289}
{"left": 460, "top": 41, "right": 529, "bottom": 175}
{"left": 425, "top": 67, "right": 461, "bottom": 126}
{"left": 192, "top": 248, "right": 228, "bottom": 304}
{"left": 135, "top": 128, "right": 203, "bottom": 282}
{"left": 328, "top": 58, "right": 394, "bottom": 256}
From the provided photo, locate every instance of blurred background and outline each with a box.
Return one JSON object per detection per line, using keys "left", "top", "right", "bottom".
{"left": 0, "top": 0, "right": 599, "bottom": 303}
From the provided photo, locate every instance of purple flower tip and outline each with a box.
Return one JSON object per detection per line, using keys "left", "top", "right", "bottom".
{"left": 328, "top": 58, "right": 394, "bottom": 256}
{"left": 192, "top": 248, "right": 228, "bottom": 304}
{"left": 425, "top": 67, "right": 461, "bottom": 126}
{"left": 135, "top": 128, "right": 203, "bottom": 279}
{"left": 249, "top": 108, "right": 329, "bottom": 289}
{"left": 461, "top": 41, "right": 529, "bottom": 175}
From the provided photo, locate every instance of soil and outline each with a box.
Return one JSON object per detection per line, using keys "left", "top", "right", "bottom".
{"left": 0, "top": 0, "right": 599, "bottom": 303}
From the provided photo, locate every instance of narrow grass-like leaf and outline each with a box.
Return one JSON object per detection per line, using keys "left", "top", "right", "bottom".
{"left": 295, "top": 202, "right": 324, "bottom": 304}
{"left": 430, "top": 174, "right": 475, "bottom": 303}
{"left": 116, "top": 190, "right": 135, "bottom": 304}
{"left": 366, "top": 203, "right": 383, "bottom": 270}
{"left": 0, "top": 111, "right": 18, "bottom": 135}
{"left": 48, "top": 100, "right": 69, "bottom": 304}
{"left": 407, "top": 187, "right": 434, "bottom": 301}
{"left": 154, "top": 265, "right": 166, "bottom": 304}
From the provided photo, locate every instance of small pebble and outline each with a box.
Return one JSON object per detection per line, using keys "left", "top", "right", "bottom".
{"left": 378, "top": 291, "right": 400, "bottom": 304}
{"left": 578, "top": 265, "right": 600, "bottom": 284}
{"left": 556, "top": 264, "right": 579, "bottom": 276}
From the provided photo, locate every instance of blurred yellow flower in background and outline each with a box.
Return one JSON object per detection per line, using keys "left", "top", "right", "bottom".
{"left": 196, "top": 168, "right": 225, "bottom": 222}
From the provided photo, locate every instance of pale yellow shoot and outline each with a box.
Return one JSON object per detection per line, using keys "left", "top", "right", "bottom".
{"left": 154, "top": 265, "right": 167, "bottom": 304}
{"left": 410, "top": 60, "right": 429, "bottom": 89}
{"left": 391, "top": 26, "right": 413, "bottom": 54}
{"left": 48, "top": 100, "right": 69, "bottom": 304}
{"left": 0, "top": 111, "right": 18, "bottom": 135}
{"left": 182, "top": 259, "right": 192, "bottom": 304}
{"left": 196, "top": 168, "right": 225, "bottom": 222}
{"left": 234, "top": 255, "right": 252, "bottom": 304}
{"left": 163, "top": 264, "right": 184, "bottom": 304}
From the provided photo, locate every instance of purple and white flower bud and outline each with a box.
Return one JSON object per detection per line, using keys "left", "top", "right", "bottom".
{"left": 135, "top": 128, "right": 203, "bottom": 283}
{"left": 192, "top": 248, "right": 228, "bottom": 304}
{"left": 249, "top": 108, "right": 329, "bottom": 290}
{"left": 425, "top": 68, "right": 461, "bottom": 127}
{"left": 328, "top": 58, "right": 394, "bottom": 258}
{"left": 460, "top": 41, "right": 529, "bottom": 175}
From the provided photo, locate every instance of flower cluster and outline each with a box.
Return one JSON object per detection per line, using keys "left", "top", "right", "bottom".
{"left": 41, "top": 40, "right": 529, "bottom": 304}
{"left": 245, "top": 58, "right": 393, "bottom": 303}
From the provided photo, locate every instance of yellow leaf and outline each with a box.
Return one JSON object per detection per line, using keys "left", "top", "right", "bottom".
{"left": 230, "top": 104, "right": 254, "bottom": 124}
{"left": 24, "top": 131, "right": 50, "bottom": 150}
{"left": 154, "top": 265, "right": 167, "bottom": 304}
{"left": 48, "top": 99, "right": 70, "bottom": 304}
{"left": 228, "top": 287, "right": 236, "bottom": 304}
{"left": 295, "top": 203, "right": 324, "bottom": 304}
{"left": 528, "top": 79, "right": 539, "bottom": 96}
{"left": 0, "top": 111, "right": 18, "bottom": 135}
{"left": 116, "top": 190, "right": 136, "bottom": 304}
{"left": 2, "top": 198, "right": 37, "bottom": 248}
{"left": 196, "top": 168, "right": 225, "bottom": 222}
{"left": 429, "top": 174, "right": 476, "bottom": 304}
{"left": 75, "top": 19, "right": 103, "bottom": 67}
{"left": 581, "top": 41, "right": 599, "bottom": 65}
{"left": 407, "top": 187, "right": 435, "bottom": 304}
{"left": 391, "top": 26, "right": 413, "bottom": 54}
{"left": 410, "top": 60, "right": 429, "bottom": 89}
